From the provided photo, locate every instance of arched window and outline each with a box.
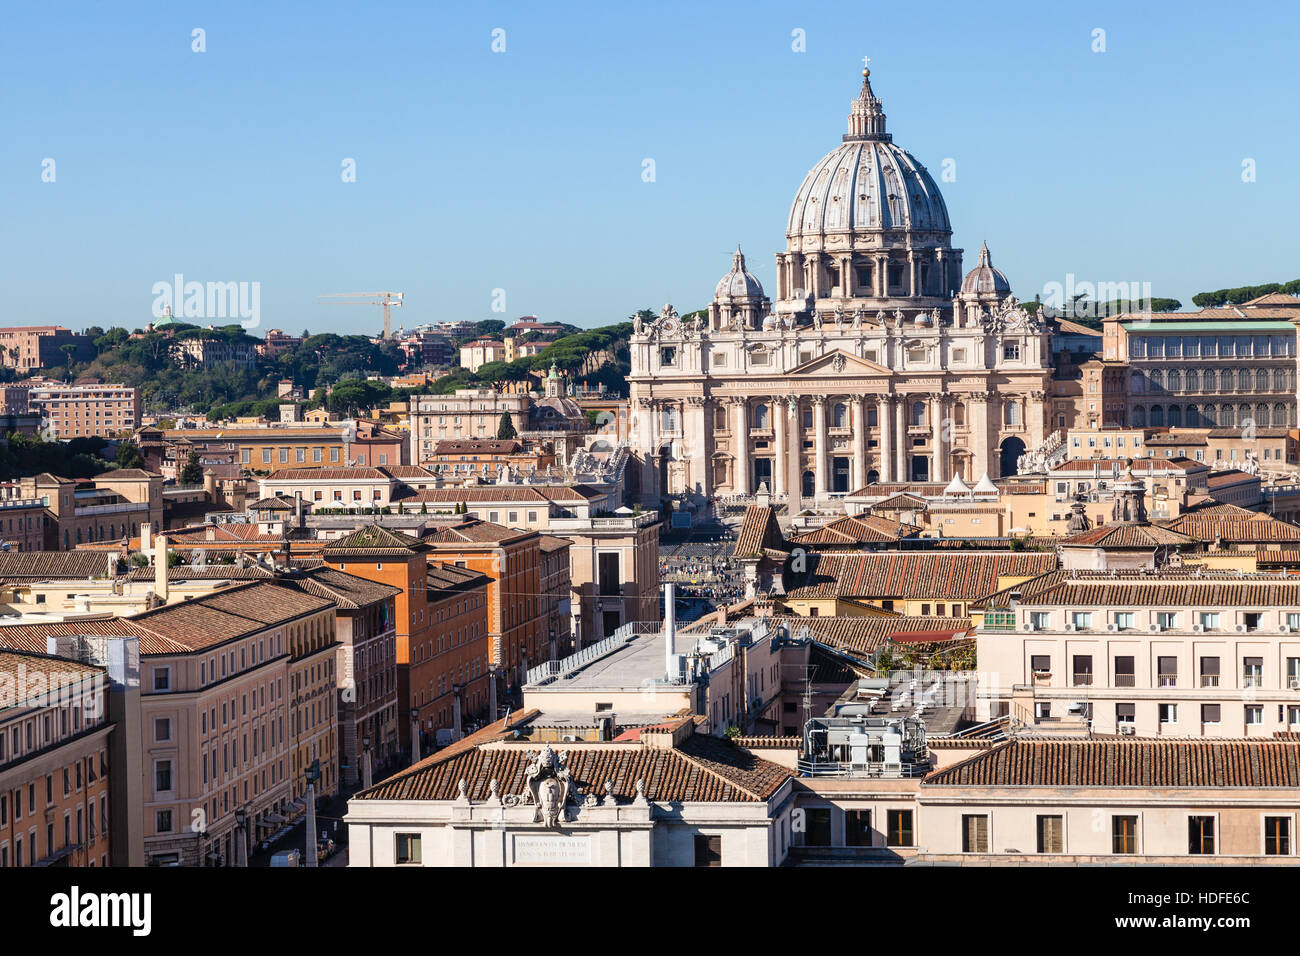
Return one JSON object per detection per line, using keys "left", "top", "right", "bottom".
{"left": 1129, "top": 371, "right": 1146, "bottom": 394}
{"left": 1132, "top": 406, "right": 1146, "bottom": 427}
{"left": 661, "top": 406, "right": 679, "bottom": 433}
{"left": 833, "top": 403, "right": 848, "bottom": 428}
{"left": 1220, "top": 404, "right": 1235, "bottom": 428}
{"left": 1276, "top": 403, "right": 1291, "bottom": 427}
{"left": 1275, "top": 369, "right": 1288, "bottom": 391}
{"left": 1257, "top": 369, "right": 1270, "bottom": 392}
{"left": 1239, "top": 369, "right": 1251, "bottom": 391}
{"left": 1167, "top": 369, "right": 1182, "bottom": 392}
{"left": 952, "top": 401, "right": 966, "bottom": 426}
{"left": 1004, "top": 401, "right": 1022, "bottom": 426}
{"left": 753, "top": 403, "right": 769, "bottom": 430}
{"left": 868, "top": 405, "right": 878, "bottom": 427}
{"left": 1186, "top": 404, "right": 1200, "bottom": 427}
{"left": 1151, "top": 404, "right": 1165, "bottom": 427}
{"left": 912, "top": 401, "right": 927, "bottom": 427}
{"left": 1255, "top": 404, "right": 1270, "bottom": 427}
{"left": 1238, "top": 403, "right": 1252, "bottom": 426}
{"left": 1149, "top": 369, "right": 1164, "bottom": 391}
{"left": 1185, "top": 369, "right": 1199, "bottom": 392}
{"left": 1168, "top": 405, "right": 1182, "bottom": 427}
{"left": 1203, "top": 369, "right": 1216, "bottom": 392}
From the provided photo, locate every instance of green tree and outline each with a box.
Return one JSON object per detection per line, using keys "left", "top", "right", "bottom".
{"left": 180, "top": 451, "right": 204, "bottom": 485}
{"left": 497, "top": 412, "right": 517, "bottom": 439}
{"left": 115, "top": 442, "right": 146, "bottom": 469}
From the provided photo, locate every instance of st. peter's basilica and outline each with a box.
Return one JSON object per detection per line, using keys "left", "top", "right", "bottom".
{"left": 629, "top": 63, "right": 1055, "bottom": 505}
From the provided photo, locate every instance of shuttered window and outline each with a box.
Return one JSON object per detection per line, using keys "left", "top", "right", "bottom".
{"left": 962, "top": 814, "right": 989, "bottom": 853}
{"left": 693, "top": 834, "right": 722, "bottom": 867}
{"left": 1036, "top": 815, "right": 1064, "bottom": 854}
{"left": 1112, "top": 816, "right": 1138, "bottom": 854}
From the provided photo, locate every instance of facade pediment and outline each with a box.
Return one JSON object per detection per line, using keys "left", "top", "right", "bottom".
{"left": 788, "top": 349, "right": 891, "bottom": 377}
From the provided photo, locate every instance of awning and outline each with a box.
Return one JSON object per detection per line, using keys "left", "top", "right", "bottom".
{"left": 890, "top": 629, "right": 968, "bottom": 644}
{"left": 263, "top": 813, "right": 287, "bottom": 825}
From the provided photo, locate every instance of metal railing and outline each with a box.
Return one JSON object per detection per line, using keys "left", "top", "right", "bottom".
{"left": 525, "top": 626, "right": 636, "bottom": 686}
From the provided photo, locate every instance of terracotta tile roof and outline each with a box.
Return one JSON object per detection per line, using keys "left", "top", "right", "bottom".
{"left": 264, "top": 467, "right": 390, "bottom": 481}
{"left": 777, "top": 614, "right": 973, "bottom": 655}
{"left": 401, "top": 485, "right": 602, "bottom": 504}
{"left": 357, "top": 731, "right": 790, "bottom": 803}
{"left": 421, "top": 519, "right": 531, "bottom": 545}
{"left": 735, "top": 505, "right": 784, "bottom": 558}
{"left": 1206, "top": 469, "right": 1259, "bottom": 489}
{"left": 125, "top": 581, "right": 335, "bottom": 654}
{"left": 0, "top": 551, "right": 111, "bottom": 581}
{"left": 1063, "top": 523, "right": 1199, "bottom": 548}
{"left": 788, "top": 513, "right": 921, "bottom": 546}
{"left": 1164, "top": 512, "right": 1300, "bottom": 543}
{"left": 538, "top": 534, "right": 572, "bottom": 553}
{"left": 429, "top": 439, "right": 522, "bottom": 455}
{"left": 974, "top": 569, "right": 1300, "bottom": 609}
{"left": 1049, "top": 457, "right": 1203, "bottom": 474}
{"left": 249, "top": 496, "right": 296, "bottom": 510}
{"left": 427, "top": 563, "right": 490, "bottom": 596}
{"left": 0, "top": 615, "right": 146, "bottom": 654}
{"left": 321, "top": 523, "right": 423, "bottom": 557}
{"left": 0, "top": 650, "right": 105, "bottom": 705}
{"left": 277, "top": 568, "right": 402, "bottom": 610}
{"left": 869, "top": 493, "right": 928, "bottom": 510}
{"left": 1183, "top": 502, "right": 1257, "bottom": 517}
{"left": 382, "top": 465, "right": 436, "bottom": 480}
{"left": 924, "top": 738, "right": 1300, "bottom": 788}
{"left": 783, "top": 552, "right": 1057, "bottom": 600}
{"left": 125, "top": 565, "right": 276, "bottom": 581}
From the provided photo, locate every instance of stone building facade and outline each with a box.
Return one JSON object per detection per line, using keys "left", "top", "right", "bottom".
{"left": 628, "top": 66, "right": 1054, "bottom": 505}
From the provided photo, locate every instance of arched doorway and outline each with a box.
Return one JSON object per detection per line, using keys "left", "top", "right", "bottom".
{"left": 999, "top": 437, "right": 1026, "bottom": 477}
{"left": 801, "top": 470, "right": 816, "bottom": 498}
{"left": 867, "top": 469, "right": 880, "bottom": 485}
{"left": 910, "top": 456, "right": 929, "bottom": 482}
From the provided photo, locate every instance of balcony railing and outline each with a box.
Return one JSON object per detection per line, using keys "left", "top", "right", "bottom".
{"left": 1072, "top": 673, "right": 1093, "bottom": 687}
{"left": 1114, "top": 674, "right": 1136, "bottom": 687}
{"left": 1200, "top": 675, "right": 1220, "bottom": 687}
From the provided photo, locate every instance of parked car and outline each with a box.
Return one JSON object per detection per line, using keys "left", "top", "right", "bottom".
{"left": 270, "top": 849, "right": 302, "bottom": 868}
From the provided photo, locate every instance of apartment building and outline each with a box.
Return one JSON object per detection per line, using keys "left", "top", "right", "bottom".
{"left": 277, "top": 568, "right": 402, "bottom": 786}
{"left": 27, "top": 382, "right": 141, "bottom": 439}
{"left": 0, "top": 650, "right": 113, "bottom": 867}
{"left": 409, "top": 390, "right": 530, "bottom": 464}
{"left": 422, "top": 439, "right": 557, "bottom": 479}
{"left": 458, "top": 337, "right": 507, "bottom": 372}
{"left": 137, "top": 425, "right": 352, "bottom": 477}
{"left": 0, "top": 494, "right": 50, "bottom": 552}
{"left": 0, "top": 326, "right": 94, "bottom": 372}
{"left": 17, "top": 470, "right": 163, "bottom": 549}
{"left": 411, "top": 564, "right": 492, "bottom": 742}
{"left": 976, "top": 570, "right": 1300, "bottom": 737}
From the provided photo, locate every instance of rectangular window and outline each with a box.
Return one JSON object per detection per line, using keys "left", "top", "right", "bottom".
{"left": 845, "top": 809, "right": 872, "bottom": 847}
{"left": 1200, "top": 612, "right": 1220, "bottom": 630}
{"left": 1114, "top": 612, "right": 1135, "bottom": 631}
{"left": 1245, "top": 705, "right": 1264, "bottom": 725}
{"left": 1159, "top": 703, "right": 1178, "bottom": 724}
{"left": 152, "top": 667, "right": 170, "bottom": 692}
{"left": 1188, "top": 816, "right": 1215, "bottom": 855}
{"left": 155, "top": 761, "right": 172, "bottom": 794}
{"left": 1036, "top": 815, "right": 1064, "bottom": 854}
{"left": 1114, "top": 656, "right": 1135, "bottom": 687}
{"left": 1112, "top": 815, "right": 1138, "bottom": 854}
{"left": 693, "top": 834, "right": 722, "bottom": 867}
{"left": 154, "top": 717, "right": 171, "bottom": 742}
{"left": 804, "top": 808, "right": 831, "bottom": 847}
{"left": 1201, "top": 703, "right": 1221, "bottom": 724}
{"left": 1264, "top": 816, "right": 1291, "bottom": 856}
{"left": 1072, "top": 655, "right": 1093, "bottom": 686}
{"left": 394, "top": 832, "right": 421, "bottom": 865}
{"left": 1200, "top": 656, "right": 1220, "bottom": 688}
{"left": 961, "top": 814, "right": 989, "bottom": 853}
{"left": 1030, "top": 654, "right": 1051, "bottom": 676}
{"left": 1157, "top": 656, "right": 1178, "bottom": 687}
{"left": 1243, "top": 657, "right": 1263, "bottom": 687}
{"left": 886, "top": 809, "right": 914, "bottom": 848}
{"left": 1071, "top": 611, "right": 1092, "bottom": 629}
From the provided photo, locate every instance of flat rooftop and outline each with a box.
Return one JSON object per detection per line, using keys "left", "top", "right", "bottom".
{"left": 525, "top": 631, "right": 684, "bottom": 693}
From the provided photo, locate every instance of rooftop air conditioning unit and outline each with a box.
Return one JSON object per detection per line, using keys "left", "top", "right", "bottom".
{"left": 1064, "top": 624, "right": 1075, "bottom": 632}
{"left": 1119, "top": 724, "right": 1136, "bottom": 735}
{"left": 1149, "top": 624, "right": 1161, "bottom": 633}
{"left": 1290, "top": 678, "right": 1300, "bottom": 691}
{"left": 561, "top": 734, "right": 579, "bottom": 743}
{"left": 1192, "top": 624, "right": 1203, "bottom": 633}
{"left": 1106, "top": 624, "right": 1117, "bottom": 632}
{"left": 1022, "top": 623, "right": 1034, "bottom": 632}
{"left": 1281, "top": 625, "right": 1291, "bottom": 634}
{"left": 1235, "top": 624, "right": 1247, "bottom": 633}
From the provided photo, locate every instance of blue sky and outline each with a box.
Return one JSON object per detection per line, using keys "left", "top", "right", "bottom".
{"left": 2, "top": 0, "right": 1298, "bottom": 336}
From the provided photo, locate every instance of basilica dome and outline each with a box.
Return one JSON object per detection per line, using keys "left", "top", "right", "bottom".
{"left": 786, "top": 68, "right": 951, "bottom": 243}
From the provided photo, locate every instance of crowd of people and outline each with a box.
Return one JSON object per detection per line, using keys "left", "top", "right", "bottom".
{"left": 658, "top": 528, "right": 746, "bottom": 618}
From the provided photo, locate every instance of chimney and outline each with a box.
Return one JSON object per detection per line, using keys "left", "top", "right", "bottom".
{"left": 154, "top": 533, "right": 169, "bottom": 605}
{"left": 106, "top": 551, "right": 117, "bottom": 580}
{"left": 140, "top": 522, "right": 152, "bottom": 553}
{"left": 663, "top": 582, "right": 676, "bottom": 679}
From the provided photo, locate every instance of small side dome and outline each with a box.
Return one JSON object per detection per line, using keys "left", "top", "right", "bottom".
{"left": 960, "top": 242, "right": 1011, "bottom": 295}
{"left": 714, "top": 246, "right": 765, "bottom": 301}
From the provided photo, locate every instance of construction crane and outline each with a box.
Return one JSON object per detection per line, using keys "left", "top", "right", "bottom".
{"left": 317, "top": 291, "right": 404, "bottom": 339}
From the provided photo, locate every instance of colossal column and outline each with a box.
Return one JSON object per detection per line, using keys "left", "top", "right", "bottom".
{"left": 931, "top": 393, "right": 948, "bottom": 484}
{"left": 731, "top": 397, "right": 749, "bottom": 495}
{"left": 772, "top": 398, "right": 788, "bottom": 498}
{"left": 878, "top": 395, "right": 894, "bottom": 484}
{"left": 895, "top": 396, "right": 908, "bottom": 480}
{"left": 813, "top": 398, "right": 828, "bottom": 499}
{"left": 852, "top": 394, "right": 868, "bottom": 490}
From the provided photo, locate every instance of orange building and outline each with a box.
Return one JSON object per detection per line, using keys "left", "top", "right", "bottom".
{"left": 320, "top": 525, "right": 433, "bottom": 750}
{"left": 411, "top": 564, "right": 492, "bottom": 742}
{"left": 420, "top": 520, "right": 546, "bottom": 693}
{"left": 0, "top": 650, "right": 113, "bottom": 867}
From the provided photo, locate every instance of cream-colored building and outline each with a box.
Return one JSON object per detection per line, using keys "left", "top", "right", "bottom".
{"left": 976, "top": 570, "right": 1300, "bottom": 737}
{"left": 629, "top": 65, "right": 1057, "bottom": 506}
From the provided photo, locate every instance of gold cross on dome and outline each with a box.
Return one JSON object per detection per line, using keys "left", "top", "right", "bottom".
{"left": 862, "top": 55, "right": 871, "bottom": 74}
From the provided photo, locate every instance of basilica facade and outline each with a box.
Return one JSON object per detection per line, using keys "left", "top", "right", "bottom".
{"left": 628, "top": 64, "right": 1055, "bottom": 505}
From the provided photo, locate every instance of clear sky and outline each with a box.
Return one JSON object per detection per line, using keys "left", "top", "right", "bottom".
{"left": 2, "top": 0, "right": 1298, "bottom": 336}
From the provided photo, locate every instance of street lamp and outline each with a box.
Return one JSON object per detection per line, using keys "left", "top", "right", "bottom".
{"left": 361, "top": 733, "right": 372, "bottom": 790}
{"left": 304, "top": 760, "right": 321, "bottom": 869}
{"left": 410, "top": 706, "right": 421, "bottom": 765}
{"left": 233, "top": 807, "right": 248, "bottom": 868}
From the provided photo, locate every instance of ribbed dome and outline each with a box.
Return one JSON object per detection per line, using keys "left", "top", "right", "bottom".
{"left": 714, "top": 246, "right": 765, "bottom": 300}
{"left": 960, "top": 242, "right": 1011, "bottom": 295}
{"left": 786, "top": 68, "right": 950, "bottom": 241}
